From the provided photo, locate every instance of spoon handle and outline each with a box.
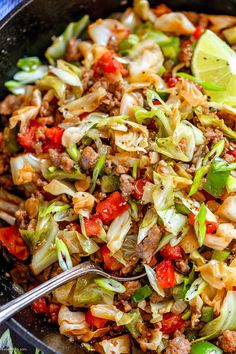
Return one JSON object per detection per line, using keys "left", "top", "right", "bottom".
{"left": 0, "top": 262, "right": 103, "bottom": 324}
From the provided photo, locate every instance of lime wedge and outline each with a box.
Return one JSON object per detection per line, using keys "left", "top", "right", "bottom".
{"left": 192, "top": 29, "right": 236, "bottom": 106}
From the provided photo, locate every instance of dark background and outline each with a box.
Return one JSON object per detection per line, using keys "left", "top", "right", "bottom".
{"left": 0, "top": 3, "right": 35, "bottom": 353}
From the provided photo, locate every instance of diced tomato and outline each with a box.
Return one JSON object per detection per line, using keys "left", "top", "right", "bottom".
{"left": 101, "top": 245, "right": 122, "bottom": 272}
{"left": 93, "top": 51, "right": 127, "bottom": 78}
{"left": 45, "top": 127, "right": 64, "bottom": 144}
{"left": 195, "top": 84, "right": 203, "bottom": 92}
{"left": 156, "top": 260, "right": 176, "bottom": 288}
{"left": 0, "top": 226, "right": 29, "bottom": 260}
{"left": 161, "top": 313, "right": 185, "bottom": 334}
{"left": 133, "top": 179, "right": 146, "bottom": 200}
{"left": 188, "top": 212, "right": 218, "bottom": 234}
{"left": 147, "top": 255, "right": 157, "bottom": 267}
{"left": 96, "top": 191, "right": 129, "bottom": 223}
{"left": 188, "top": 212, "right": 196, "bottom": 226}
{"left": 17, "top": 120, "right": 43, "bottom": 151}
{"left": 84, "top": 216, "right": 103, "bottom": 237}
{"left": 227, "top": 146, "right": 236, "bottom": 161}
{"left": 193, "top": 26, "right": 205, "bottom": 40}
{"left": 85, "top": 309, "right": 108, "bottom": 328}
{"left": 31, "top": 297, "right": 48, "bottom": 315}
{"left": 160, "top": 243, "right": 183, "bottom": 260}
{"left": 153, "top": 99, "right": 161, "bottom": 105}
{"left": 48, "top": 303, "right": 61, "bottom": 323}
{"left": 206, "top": 220, "right": 218, "bottom": 234}
{"left": 167, "top": 77, "right": 178, "bottom": 88}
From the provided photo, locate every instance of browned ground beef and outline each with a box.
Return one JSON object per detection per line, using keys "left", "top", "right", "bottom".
{"left": 48, "top": 149, "right": 74, "bottom": 171}
{"left": 179, "top": 38, "right": 193, "bottom": 67}
{"left": 0, "top": 94, "right": 23, "bottom": 115}
{"left": 80, "top": 146, "right": 98, "bottom": 170}
{"left": 136, "top": 224, "right": 161, "bottom": 263}
{"left": 119, "top": 174, "right": 134, "bottom": 198}
{"left": 165, "top": 331, "right": 191, "bottom": 354}
{"left": 218, "top": 330, "right": 236, "bottom": 353}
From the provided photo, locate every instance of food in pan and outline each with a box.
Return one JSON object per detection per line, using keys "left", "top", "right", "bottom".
{"left": 1, "top": 0, "right": 236, "bottom": 352}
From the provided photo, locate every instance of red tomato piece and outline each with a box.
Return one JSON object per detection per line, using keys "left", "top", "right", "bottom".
{"left": 17, "top": 120, "right": 43, "bottom": 151}
{"left": 161, "top": 313, "right": 185, "bottom": 334}
{"left": 160, "top": 243, "right": 183, "bottom": 260}
{"left": 48, "top": 303, "right": 61, "bottom": 323}
{"left": 84, "top": 216, "right": 103, "bottom": 237}
{"left": 167, "top": 77, "right": 178, "bottom": 88}
{"left": 101, "top": 245, "right": 122, "bottom": 272}
{"left": 96, "top": 191, "right": 129, "bottom": 223}
{"left": 133, "top": 179, "right": 146, "bottom": 200}
{"left": 206, "top": 220, "right": 218, "bottom": 234}
{"left": 189, "top": 212, "right": 218, "bottom": 234}
{"left": 156, "top": 260, "right": 176, "bottom": 288}
{"left": 45, "top": 127, "right": 64, "bottom": 144}
{"left": 193, "top": 26, "right": 205, "bottom": 40}
{"left": 153, "top": 99, "right": 161, "bottom": 105}
{"left": 85, "top": 309, "right": 108, "bottom": 328}
{"left": 94, "top": 51, "right": 127, "bottom": 77}
{"left": 31, "top": 297, "right": 48, "bottom": 315}
{"left": 195, "top": 84, "right": 203, "bottom": 92}
{"left": 188, "top": 212, "right": 196, "bottom": 226}
{"left": 0, "top": 226, "right": 29, "bottom": 260}
{"left": 227, "top": 146, "right": 236, "bottom": 161}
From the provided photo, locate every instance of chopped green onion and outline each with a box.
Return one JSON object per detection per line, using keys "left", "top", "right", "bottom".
{"left": 185, "top": 277, "right": 207, "bottom": 302}
{"left": 17, "top": 56, "right": 42, "bottom": 72}
{"left": 89, "top": 155, "right": 106, "bottom": 193}
{"left": 94, "top": 278, "right": 126, "bottom": 293}
{"left": 188, "top": 167, "right": 209, "bottom": 197}
{"left": 132, "top": 285, "right": 153, "bottom": 303}
{"left": 189, "top": 266, "right": 195, "bottom": 285}
{"left": 176, "top": 72, "right": 225, "bottom": 91}
{"left": 101, "top": 175, "right": 120, "bottom": 193}
{"left": 128, "top": 199, "right": 139, "bottom": 221}
{"left": 202, "top": 140, "right": 225, "bottom": 166}
{"left": 182, "top": 310, "right": 191, "bottom": 320}
{"left": 201, "top": 306, "right": 214, "bottom": 323}
{"left": 211, "top": 249, "right": 231, "bottom": 262}
{"left": 56, "top": 238, "right": 72, "bottom": 272}
{"left": 132, "top": 160, "right": 139, "bottom": 180}
{"left": 67, "top": 144, "right": 80, "bottom": 162}
{"left": 194, "top": 203, "right": 206, "bottom": 247}
{"left": 79, "top": 214, "right": 86, "bottom": 236}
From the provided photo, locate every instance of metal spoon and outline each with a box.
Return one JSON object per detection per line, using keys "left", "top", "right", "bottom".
{"left": 0, "top": 261, "right": 145, "bottom": 324}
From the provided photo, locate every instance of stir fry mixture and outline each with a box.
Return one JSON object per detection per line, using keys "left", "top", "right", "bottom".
{"left": 1, "top": 0, "right": 236, "bottom": 352}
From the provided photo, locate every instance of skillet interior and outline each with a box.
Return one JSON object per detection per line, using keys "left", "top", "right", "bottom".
{"left": 0, "top": 0, "right": 236, "bottom": 352}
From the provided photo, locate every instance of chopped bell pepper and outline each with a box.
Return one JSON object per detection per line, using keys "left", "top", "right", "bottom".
{"left": 191, "top": 341, "right": 222, "bottom": 354}
{"left": 132, "top": 285, "right": 152, "bottom": 303}
{"left": 0, "top": 226, "right": 29, "bottom": 260}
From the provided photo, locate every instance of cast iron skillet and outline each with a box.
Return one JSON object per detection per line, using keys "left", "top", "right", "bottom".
{"left": 0, "top": 0, "right": 236, "bottom": 352}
